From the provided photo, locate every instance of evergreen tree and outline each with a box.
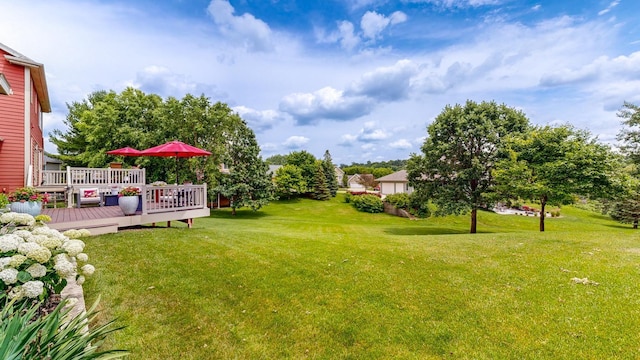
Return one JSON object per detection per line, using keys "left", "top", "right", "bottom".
{"left": 611, "top": 192, "right": 640, "bottom": 229}
{"left": 312, "top": 162, "right": 331, "bottom": 201}
{"left": 322, "top": 150, "right": 338, "bottom": 197}
{"left": 216, "top": 117, "right": 274, "bottom": 215}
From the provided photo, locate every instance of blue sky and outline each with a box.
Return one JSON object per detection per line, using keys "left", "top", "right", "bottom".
{"left": 2, "top": 0, "right": 640, "bottom": 165}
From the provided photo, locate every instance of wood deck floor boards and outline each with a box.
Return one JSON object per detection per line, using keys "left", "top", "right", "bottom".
{"left": 42, "top": 205, "right": 210, "bottom": 235}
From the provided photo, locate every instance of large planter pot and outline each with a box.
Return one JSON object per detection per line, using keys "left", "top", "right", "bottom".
{"left": 118, "top": 196, "right": 139, "bottom": 216}
{"left": 10, "top": 201, "right": 42, "bottom": 217}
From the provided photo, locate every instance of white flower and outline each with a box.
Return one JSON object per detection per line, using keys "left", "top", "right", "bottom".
{"left": 26, "top": 263, "right": 47, "bottom": 278}
{"left": 26, "top": 247, "right": 51, "bottom": 264}
{"left": 8, "top": 286, "right": 24, "bottom": 300}
{"left": 76, "top": 253, "right": 89, "bottom": 262}
{"left": 0, "top": 212, "right": 35, "bottom": 226}
{"left": 8, "top": 255, "right": 27, "bottom": 268}
{"left": 54, "top": 258, "right": 76, "bottom": 278}
{"left": 17, "top": 242, "right": 41, "bottom": 255}
{"left": 62, "top": 240, "right": 85, "bottom": 257}
{"left": 0, "top": 268, "right": 19, "bottom": 285}
{"left": 22, "top": 280, "right": 44, "bottom": 298}
{"left": 81, "top": 264, "right": 95, "bottom": 276}
{"left": 0, "top": 234, "right": 22, "bottom": 252}
{"left": 37, "top": 237, "right": 63, "bottom": 250}
{"left": 12, "top": 230, "right": 32, "bottom": 240}
{"left": 76, "top": 275, "right": 86, "bottom": 285}
{"left": 0, "top": 257, "right": 11, "bottom": 269}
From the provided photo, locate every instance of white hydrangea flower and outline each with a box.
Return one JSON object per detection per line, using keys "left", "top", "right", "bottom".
{"left": 62, "top": 240, "right": 85, "bottom": 257}
{"left": 0, "top": 212, "right": 35, "bottom": 226}
{"left": 0, "top": 268, "right": 19, "bottom": 285}
{"left": 17, "top": 242, "right": 41, "bottom": 255}
{"left": 28, "top": 234, "right": 47, "bottom": 243}
{"left": 0, "top": 257, "right": 11, "bottom": 269}
{"left": 22, "top": 280, "right": 44, "bottom": 298}
{"left": 25, "top": 246, "right": 52, "bottom": 264}
{"left": 8, "top": 254, "right": 27, "bottom": 268}
{"left": 7, "top": 286, "right": 24, "bottom": 301}
{"left": 54, "top": 258, "right": 76, "bottom": 278}
{"left": 81, "top": 264, "right": 95, "bottom": 276}
{"left": 76, "top": 275, "right": 86, "bottom": 285}
{"left": 26, "top": 263, "right": 47, "bottom": 278}
{"left": 0, "top": 234, "right": 22, "bottom": 252}
{"left": 76, "top": 253, "right": 89, "bottom": 262}
{"left": 11, "top": 230, "right": 32, "bottom": 240}
{"left": 37, "top": 237, "right": 63, "bottom": 250}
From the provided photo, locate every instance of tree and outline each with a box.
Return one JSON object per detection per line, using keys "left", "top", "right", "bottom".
{"left": 407, "top": 100, "right": 530, "bottom": 233}
{"left": 215, "top": 117, "right": 274, "bottom": 215}
{"left": 357, "top": 174, "right": 377, "bottom": 189}
{"left": 265, "top": 154, "right": 289, "bottom": 165}
{"left": 611, "top": 192, "right": 640, "bottom": 229}
{"left": 274, "top": 164, "right": 306, "bottom": 199}
{"left": 311, "top": 162, "right": 331, "bottom": 201}
{"left": 286, "top": 151, "right": 317, "bottom": 195}
{"left": 617, "top": 102, "right": 640, "bottom": 167}
{"left": 322, "top": 150, "right": 338, "bottom": 197}
{"left": 494, "top": 125, "right": 619, "bottom": 231}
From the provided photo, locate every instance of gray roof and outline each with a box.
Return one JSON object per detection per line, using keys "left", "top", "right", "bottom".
{"left": 375, "top": 170, "right": 408, "bottom": 182}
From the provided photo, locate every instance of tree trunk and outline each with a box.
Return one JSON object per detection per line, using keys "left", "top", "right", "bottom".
{"left": 231, "top": 196, "right": 237, "bottom": 216}
{"left": 539, "top": 197, "right": 546, "bottom": 232}
{"left": 470, "top": 208, "right": 477, "bottom": 234}
{"left": 634, "top": 220, "right": 638, "bottom": 229}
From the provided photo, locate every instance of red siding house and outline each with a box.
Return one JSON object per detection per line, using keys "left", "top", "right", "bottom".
{"left": 0, "top": 43, "right": 51, "bottom": 194}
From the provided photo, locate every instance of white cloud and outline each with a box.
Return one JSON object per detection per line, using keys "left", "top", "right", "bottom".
{"left": 283, "top": 136, "right": 310, "bottom": 149}
{"left": 349, "top": 59, "right": 419, "bottom": 101}
{"left": 404, "top": 0, "right": 502, "bottom": 8}
{"left": 207, "top": 0, "right": 274, "bottom": 52}
{"left": 338, "top": 21, "right": 360, "bottom": 51}
{"left": 360, "top": 11, "right": 407, "bottom": 40}
{"left": 598, "top": 0, "right": 620, "bottom": 16}
{"left": 233, "top": 106, "right": 284, "bottom": 132}
{"left": 133, "top": 66, "right": 224, "bottom": 98}
{"left": 389, "top": 139, "right": 413, "bottom": 149}
{"left": 339, "top": 134, "right": 358, "bottom": 146}
{"left": 279, "top": 86, "right": 374, "bottom": 124}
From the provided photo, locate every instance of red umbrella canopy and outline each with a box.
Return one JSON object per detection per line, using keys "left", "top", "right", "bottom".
{"left": 106, "top": 146, "right": 142, "bottom": 156}
{"left": 139, "top": 140, "right": 211, "bottom": 158}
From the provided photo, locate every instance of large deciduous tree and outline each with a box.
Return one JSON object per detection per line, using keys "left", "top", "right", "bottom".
{"left": 274, "top": 164, "right": 306, "bottom": 199}
{"left": 407, "top": 100, "right": 530, "bottom": 233}
{"left": 494, "top": 125, "right": 618, "bottom": 231}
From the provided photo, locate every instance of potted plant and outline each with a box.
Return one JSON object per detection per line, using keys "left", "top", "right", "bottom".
{"left": 7, "top": 187, "right": 48, "bottom": 216}
{"left": 118, "top": 186, "right": 140, "bottom": 215}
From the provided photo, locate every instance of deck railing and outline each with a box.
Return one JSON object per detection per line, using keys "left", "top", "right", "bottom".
{"left": 142, "top": 184, "right": 208, "bottom": 214}
{"left": 41, "top": 167, "right": 146, "bottom": 188}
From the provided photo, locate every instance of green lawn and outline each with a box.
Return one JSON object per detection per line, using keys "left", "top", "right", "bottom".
{"left": 83, "top": 195, "right": 640, "bottom": 359}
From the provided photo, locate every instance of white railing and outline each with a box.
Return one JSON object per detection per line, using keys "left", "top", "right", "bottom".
{"left": 142, "top": 184, "right": 208, "bottom": 214}
{"left": 41, "top": 167, "right": 146, "bottom": 187}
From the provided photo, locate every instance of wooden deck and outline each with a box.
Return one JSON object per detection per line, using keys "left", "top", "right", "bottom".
{"left": 42, "top": 205, "right": 210, "bottom": 235}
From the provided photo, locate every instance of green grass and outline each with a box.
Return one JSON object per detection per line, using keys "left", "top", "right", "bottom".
{"left": 83, "top": 195, "right": 640, "bottom": 359}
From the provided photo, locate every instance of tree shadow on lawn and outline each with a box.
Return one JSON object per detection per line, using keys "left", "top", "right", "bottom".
{"left": 208, "top": 209, "right": 270, "bottom": 220}
{"left": 384, "top": 227, "right": 493, "bottom": 236}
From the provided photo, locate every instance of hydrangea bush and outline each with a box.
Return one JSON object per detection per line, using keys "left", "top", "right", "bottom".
{"left": 0, "top": 212, "right": 93, "bottom": 305}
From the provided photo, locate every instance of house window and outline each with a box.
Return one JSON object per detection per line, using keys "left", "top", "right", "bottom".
{"left": 0, "top": 73, "right": 11, "bottom": 95}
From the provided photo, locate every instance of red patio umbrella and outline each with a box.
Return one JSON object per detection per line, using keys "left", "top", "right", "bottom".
{"left": 106, "top": 146, "right": 142, "bottom": 156}
{"left": 139, "top": 140, "right": 211, "bottom": 184}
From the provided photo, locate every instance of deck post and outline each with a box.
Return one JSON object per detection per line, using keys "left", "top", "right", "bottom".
{"left": 66, "top": 166, "right": 73, "bottom": 208}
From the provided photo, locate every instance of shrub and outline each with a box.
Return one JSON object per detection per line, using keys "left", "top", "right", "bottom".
{"left": 384, "top": 193, "right": 411, "bottom": 209}
{"left": 0, "top": 194, "right": 9, "bottom": 210}
{"left": 0, "top": 294, "right": 128, "bottom": 359}
{"left": 0, "top": 212, "right": 94, "bottom": 307}
{"left": 351, "top": 194, "right": 384, "bottom": 213}
{"left": 344, "top": 193, "right": 352, "bottom": 203}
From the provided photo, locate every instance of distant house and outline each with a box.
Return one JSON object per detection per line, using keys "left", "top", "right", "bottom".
{"left": 267, "top": 164, "right": 282, "bottom": 178}
{"left": 334, "top": 167, "right": 345, "bottom": 186}
{"left": 346, "top": 174, "right": 366, "bottom": 191}
{"left": 0, "top": 42, "right": 50, "bottom": 192}
{"left": 376, "top": 170, "right": 413, "bottom": 197}
{"left": 44, "top": 154, "right": 63, "bottom": 171}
